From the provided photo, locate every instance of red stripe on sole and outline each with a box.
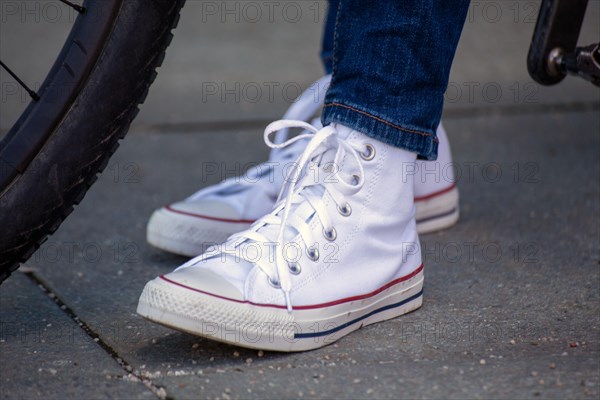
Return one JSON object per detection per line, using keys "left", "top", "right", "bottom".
{"left": 160, "top": 264, "right": 424, "bottom": 310}
{"left": 165, "top": 205, "right": 255, "bottom": 224}
{"left": 414, "top": 183, "right": 457, "bottom": 202}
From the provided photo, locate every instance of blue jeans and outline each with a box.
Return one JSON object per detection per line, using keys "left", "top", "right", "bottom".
{"left": 320, "top": 0, "right": 470, "bottom": 160}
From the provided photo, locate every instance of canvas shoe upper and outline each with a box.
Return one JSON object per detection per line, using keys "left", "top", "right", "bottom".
{"left": 146, "top": 75, "right": 458, "bottom": 257}
{"left": 138, "top": 121, "right": 424, "bottom": 351}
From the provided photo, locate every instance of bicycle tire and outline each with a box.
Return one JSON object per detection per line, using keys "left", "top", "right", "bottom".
{"left": 0, "top": 0, "right": 185, "bottom": 283}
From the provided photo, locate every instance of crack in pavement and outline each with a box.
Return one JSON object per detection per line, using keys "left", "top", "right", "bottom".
{"left": 22, "top": 269, "right": 173, "bottom": 400}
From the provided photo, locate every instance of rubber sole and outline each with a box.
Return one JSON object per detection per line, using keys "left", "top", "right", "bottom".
{"left": 415, "top": 186, "right": 460, "bottom": 235}
{"left": 146, "top": 207, "right": 251, "bottom": 256}
{"left": 137, "top": 266, "right": 424, "bottom": 352}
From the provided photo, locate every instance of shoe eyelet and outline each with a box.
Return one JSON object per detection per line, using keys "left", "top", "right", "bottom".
{"left": 323, "top": 227, "right": 337, "bottom": 241}
{"left": 338, "top": 203, "right": 352, "bottom": 217}
{"left": 307, "top": 246, "right": 320, "bottom": 262}
{"left": 267, "top": 276, "right": 281, "bottom": 288}
{"left": 352, "top": 174, "right": 361, "bottom": 186}
{"left": 360, "top": 143, "right": 376, "bottom": 161}
{"left": 288, "top": 262, "right": 302, "bottom": 275}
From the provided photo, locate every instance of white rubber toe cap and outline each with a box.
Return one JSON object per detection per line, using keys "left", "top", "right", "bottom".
{"left": 163, "top": 267, "right": 244, "bottom": 301}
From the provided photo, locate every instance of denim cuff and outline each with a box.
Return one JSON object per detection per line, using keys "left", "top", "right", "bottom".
{"left": 321, "top": 51, "right": 334, "bottom": 75}
{"left": 322, "top": 102, "right": 439, "bottom": 161}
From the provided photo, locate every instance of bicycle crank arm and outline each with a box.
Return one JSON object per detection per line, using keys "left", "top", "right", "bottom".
{"left": 527, "top": 0, "right": 589, "bottom": 86}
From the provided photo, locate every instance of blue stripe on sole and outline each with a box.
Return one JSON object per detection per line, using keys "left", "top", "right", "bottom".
{"left": 294, "top": 289, "right": 424, "bottom": 339}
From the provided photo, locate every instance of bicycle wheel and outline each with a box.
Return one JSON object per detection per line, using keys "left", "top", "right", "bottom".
{"left": 0, "top": 0, "right": 185, "bottom": 283}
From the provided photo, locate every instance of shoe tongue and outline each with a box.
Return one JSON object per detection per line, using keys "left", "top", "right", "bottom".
{"left": 331, "top": 123, "right": 354, "bottom": 140}
{"left": 315, "top": 123, "right": 354, "bottom": 175}
{"left": 256, "top": 124, "right": 358, "bottom": 242}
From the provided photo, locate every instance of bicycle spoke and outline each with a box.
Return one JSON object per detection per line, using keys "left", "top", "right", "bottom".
{"left": 1, "top": 2, "right": 84, "bottom": 102}
{"left": 0, "top": 60, "right": 40, "bottom": 101}
{"left": 58, "top": 0, "right": 85, "bottom": 13}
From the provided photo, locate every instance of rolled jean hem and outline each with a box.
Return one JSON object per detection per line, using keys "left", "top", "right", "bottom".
{"left": 321, "top": 102, "right": 439, "bottom": 160}
{"left": 321, "top": 51, "right": 334, "bottom": 75}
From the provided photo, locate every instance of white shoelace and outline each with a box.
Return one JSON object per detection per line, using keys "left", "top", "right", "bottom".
{"left": 190, "top": 120, "right": 368, "bottom": 312}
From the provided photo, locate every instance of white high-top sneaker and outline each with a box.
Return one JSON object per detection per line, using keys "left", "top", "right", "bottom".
{"left": 146, "top": 76, "right": 458, "bottom": 257}
{"left": 138, "top": 121, "right": 423, "bottom": 351}
{"left": 414, "top": 124, "right": 459, "bottom": 234}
